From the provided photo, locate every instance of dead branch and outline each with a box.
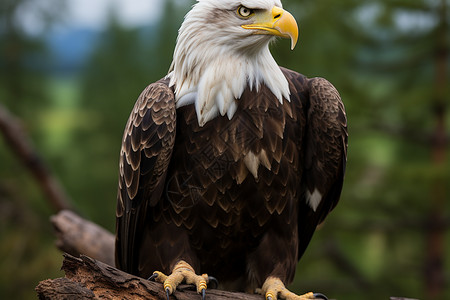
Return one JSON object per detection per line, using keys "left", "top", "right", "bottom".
{"left": 0, "top": 103, "right": 73, "bottom": 212}
{"left": 51, "top": 210, "right": 115, "bottom": 266}
{"left": 36, "top": 254, "right": 265, "bottom": 300}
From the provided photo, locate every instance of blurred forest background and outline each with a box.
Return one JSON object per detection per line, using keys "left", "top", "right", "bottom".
{"left": 1, "top": 0, "right": 449, "bottom": 299}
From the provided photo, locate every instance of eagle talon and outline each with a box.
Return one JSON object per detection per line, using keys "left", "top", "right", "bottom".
{"left": 258, "top": 276, "right": 319, "bottom": 300}
{"left": 207, "top": 276, "right": 219, "bottom": 289}
{"left": 166, "top": 288, "right": 170, "bottom": 300}
{"left": 313, "top": 293, "right": 328, "bottom": 300}
{"left": 147, "top": 272, "right": 158, "bottom": 281}
{"left": 151, "top": 261, "right": 208, "bottom": 299}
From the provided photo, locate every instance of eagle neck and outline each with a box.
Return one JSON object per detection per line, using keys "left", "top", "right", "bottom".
{"left": 168, "top": 45, "right": 290, "bottom": 127}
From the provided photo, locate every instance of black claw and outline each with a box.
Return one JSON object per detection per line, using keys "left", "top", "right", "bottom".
{"left": 313, "top": 293, "right": 328, "bottom": 300}
{"left": 147, "top": 273, "right": 158, "bottom": 281}
{"left": 166, "top": 288, "right": 170, "bottom": 300}
{"left": 207, "top": 276, "right": 219, "bottom": 289}
{"left": 201, "top": 288, "right": 206, "bottom": 300}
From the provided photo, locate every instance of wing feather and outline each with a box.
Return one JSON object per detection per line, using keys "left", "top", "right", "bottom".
{"left": 115, "top": 80, "right": 176, "bottom": 274}
{"left": 299, "top": 76, "right": 347, "bottom": 258}
{"left": 282, "top": 68, "right": 348, "bottom": 260}
{"left": 305, "top": 77, "right": 347, "bottom": 214}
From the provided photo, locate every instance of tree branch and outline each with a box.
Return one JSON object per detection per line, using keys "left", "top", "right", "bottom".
{"left": 0, "top": 103, "right": 73, "bottom": 212}
{"left": 50, "top": 210, "right": 115, "bottom": 266}
{"left": 35, "top": 254, "right": 264, "bottom": 300}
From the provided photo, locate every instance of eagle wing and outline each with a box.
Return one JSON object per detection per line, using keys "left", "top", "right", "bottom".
{"left": 285, "top": 70, "right": 348, "bottom": 259}
{"left": 115, "top": 79, "right": 176, "bottom": 274}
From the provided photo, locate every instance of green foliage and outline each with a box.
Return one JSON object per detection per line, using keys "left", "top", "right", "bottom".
{"left": 1, "top": 0, "right": 449, "bottom": 299}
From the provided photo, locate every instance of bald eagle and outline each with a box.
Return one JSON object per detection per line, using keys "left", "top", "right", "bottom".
{"left": 115, "top": 1, "right": 347, "bottom": 300}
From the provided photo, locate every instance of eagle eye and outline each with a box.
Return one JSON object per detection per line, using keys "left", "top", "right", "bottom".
{"left": 237, "top": 5, "right": 254, "bottom": 18}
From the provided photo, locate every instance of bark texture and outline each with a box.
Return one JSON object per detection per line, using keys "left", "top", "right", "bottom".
{"left": 36, "top": 254, "right": 265, "bottom": 300}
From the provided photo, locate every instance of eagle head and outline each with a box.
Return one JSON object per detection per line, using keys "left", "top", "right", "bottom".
{"left": 167, "top": 0, "right": 299, "bottom": 126}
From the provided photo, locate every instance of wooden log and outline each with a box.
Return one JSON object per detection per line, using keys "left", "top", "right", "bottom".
{"left": 36, "top": 278, "right": 95, "bottom": 299}
{"left": 36, "top": 254, "right": 265, "bottom": 300}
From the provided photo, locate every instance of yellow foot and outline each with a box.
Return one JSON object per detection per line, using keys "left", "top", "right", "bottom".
{"left": 256, "top": 277, "right": 328, "bottom": 300}
{"left": 148, "top": 260, "right": 209, "bottom": 300}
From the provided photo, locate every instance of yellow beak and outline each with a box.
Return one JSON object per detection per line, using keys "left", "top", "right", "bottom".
{"left": 241, "top": 6, "right": 298, "bottom": 50}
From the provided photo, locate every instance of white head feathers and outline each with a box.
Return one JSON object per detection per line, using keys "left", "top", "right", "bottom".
{"left": 167, "top": 0, "right": 291, "bottom": 126}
